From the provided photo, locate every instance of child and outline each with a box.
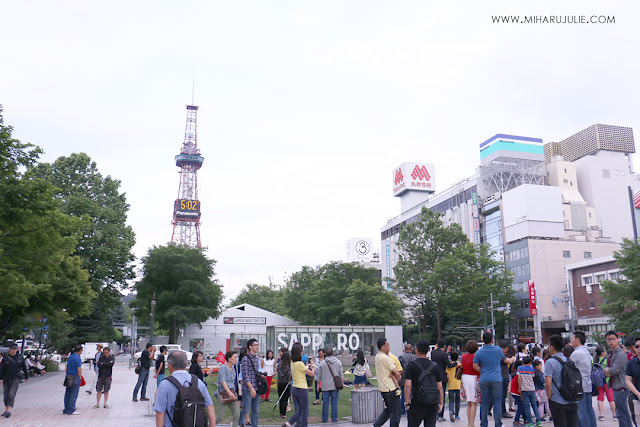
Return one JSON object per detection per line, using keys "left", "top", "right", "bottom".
{"left": 388, "top": 352, "right": 403, "bottom": 396}
{"left": 446, "top": 352, "right": 462, "bottom": 422}
{"left": 510, "top": 372, "right": 523, "bottom": 426}
{"left": 517, "top": 356, "right": 541, "bottom": 427}
{"left": 532, "top": 360, "right": 550, "bottom": 422}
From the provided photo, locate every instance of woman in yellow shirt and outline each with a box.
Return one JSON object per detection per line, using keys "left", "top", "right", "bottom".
{"left": 282, "top": 343, "right": 315, "bottom": 427}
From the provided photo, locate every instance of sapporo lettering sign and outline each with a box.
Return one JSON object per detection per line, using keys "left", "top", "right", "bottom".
{"left": 277, "top": 332, "right": 361, "bottom": 352}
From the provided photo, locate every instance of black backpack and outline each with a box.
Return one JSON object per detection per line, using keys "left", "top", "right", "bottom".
{"left": 552, "top": 356, "right": 584, "bottom": 402}
{"left": 166, "top": 374, "right": 207, "bottom": 427}
{"left": 410, "top": 360, "right": 440, "bottom": 406}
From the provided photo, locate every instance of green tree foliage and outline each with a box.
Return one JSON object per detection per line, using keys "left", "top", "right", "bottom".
{"left": 0, "top": 107, "right": 93, "bottom": 336}
{"left": 285, "top": 261, "right": 404, "bottom": 325}
{"left": 31, "top": 153, "right": 136, "bottom": 343}
{"left": 600, "top": 238, "right": 640, "bottom": 334}
{"left": 229, "top": 283, "right": 288, "bottom": 316}
{"left": 132, "top": 245, "right": 223, "bottom": 342}
{"left": 393, "top": 207, "right": 513, "bottom": 340}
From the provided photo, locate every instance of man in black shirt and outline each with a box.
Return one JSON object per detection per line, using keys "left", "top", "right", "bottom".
{"left": 404, "top": 340, "right": 444, "bottom": 427}
{"left": 94, "top": 347, "right": 115, "bottom": 409}
{"left": 430, "top": 339, "right": 456, "bottom": 421}
{"left": 133, "top": 343, "right": 155, "bottom": 402}
{"left": 0, "top": 343, "right": 29, "bottom": 418}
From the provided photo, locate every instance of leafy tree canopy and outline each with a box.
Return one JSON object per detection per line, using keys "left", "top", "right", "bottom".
{"left": 132, "top": 244, "right": 223, "bottom": 342}
{"left": 600, "top": 238, "right": 640, "bottom": 334}
{"left": 392, "top": 207, "right": 513, "bottom": 339}
{"left": 285, "top": 261, "right": 404, "bottom": 325}
{"left": 229, "top": 283, "right": 288, "bottom": 317}
{"left": 0, "top": 106, "right": 93, "bottom": 336}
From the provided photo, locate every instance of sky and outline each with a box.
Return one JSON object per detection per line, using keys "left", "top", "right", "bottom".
{"left": 2, "top": 1, "right": 640, "bottom": 303}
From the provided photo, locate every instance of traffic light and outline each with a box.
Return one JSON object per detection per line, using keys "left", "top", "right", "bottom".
{"left": 505, "top": 303, "right": 511, "bottom": 314}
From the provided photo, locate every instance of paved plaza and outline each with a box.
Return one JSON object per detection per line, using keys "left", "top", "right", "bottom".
{"left": 0, "top": 354, "right": 623, "bottom": 427}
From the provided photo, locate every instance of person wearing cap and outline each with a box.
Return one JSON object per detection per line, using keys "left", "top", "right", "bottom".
{"left": 93, "top": 344, "right": 103, "bottom": 374}
{"left": 0, "top": 343, "right": 29, "bottom": 418}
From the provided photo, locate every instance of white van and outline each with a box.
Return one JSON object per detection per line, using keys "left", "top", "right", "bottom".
{"left": 82, "top": 342, "right": 110, "bottom": 363}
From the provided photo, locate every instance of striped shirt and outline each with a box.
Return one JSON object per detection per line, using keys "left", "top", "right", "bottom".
{"left": 517, "top": 364, "right": 535, "bottom": 391}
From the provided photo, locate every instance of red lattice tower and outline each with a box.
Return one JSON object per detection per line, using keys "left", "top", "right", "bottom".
{"left": 171, "top": 105, "right": 204, "bottom": 248}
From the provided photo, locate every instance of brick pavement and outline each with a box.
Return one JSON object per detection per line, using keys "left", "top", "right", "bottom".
{"left": 0, "top": 355, "right": 623, "bottom": 427}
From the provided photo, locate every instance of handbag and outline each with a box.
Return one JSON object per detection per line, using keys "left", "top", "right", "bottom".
{"left": 455, "top": 364, "right": 463, "bottom": 381}
{"left": 248, "top": 354, "right": 268, "bottom": 395}
{"left": 80, "top": 376, "right": 86, "bottom": 386}
{"left": 364, "top": 363, "right": 372, "bottom": 378}
{"left": 64, "top": 375, "right": 76, "bottom": 387}
{"left": 135, "top": 358, "right": 142, "bottom": 375}
{"left": 326, "top": 361, "right": 344, "bottom": 390}
{"left": 220, "top": 388, "right": 237, "bottom": 403}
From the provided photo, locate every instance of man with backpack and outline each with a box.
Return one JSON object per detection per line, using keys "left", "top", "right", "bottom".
{"left": 545, "top": 335, "right": 580, "bottom": 427}
{"left": 403, "top": 339, "right": 444, "bottom": 427}
{"left": 570, "top": 331, "right": 596, "bottom": 427}
{"left": 399, "top": 344, "right": 417, "bottom": 415}
{"left": 430, "top": 339, "right": 457, "bottom": 422}
{"left": 154, "top": 350, "right": 216, "bottom": 427}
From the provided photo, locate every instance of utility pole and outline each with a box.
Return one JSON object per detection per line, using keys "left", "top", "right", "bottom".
{"left": 490, "top": 292, "right": 496, "bottom": 333}
{"left": 150, "top": 292, "right": 157, "bottom": 344}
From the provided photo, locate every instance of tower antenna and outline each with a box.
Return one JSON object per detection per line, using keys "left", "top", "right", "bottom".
{"left": 171, "top": 104, "right": 204, "bottom": 249}
{"left": 192, "top": 67, "right": 196, "bottom": 105}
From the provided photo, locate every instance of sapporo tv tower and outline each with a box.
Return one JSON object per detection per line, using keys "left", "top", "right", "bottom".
{"left": 171, "top": 105, "right": 204, "bottom": 248}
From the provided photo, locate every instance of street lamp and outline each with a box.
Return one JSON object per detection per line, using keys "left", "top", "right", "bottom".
{"left": 150, "top": 293, "right": 157, "bottom": 344}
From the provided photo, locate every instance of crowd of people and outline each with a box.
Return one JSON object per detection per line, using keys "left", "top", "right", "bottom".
{"left": 1, "top": 332, "right": 639, "bottom": 427}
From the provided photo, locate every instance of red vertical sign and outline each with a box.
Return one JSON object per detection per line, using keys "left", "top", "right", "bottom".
{"left": 528, "top": 281, "right": 538, "bottom": 315}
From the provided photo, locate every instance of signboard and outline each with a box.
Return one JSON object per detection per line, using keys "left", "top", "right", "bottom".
{"left": 528, "top": 281, "right": 538, "bottom": 315}
{"left": 277, "top": 332, "right": 361, "bottom": 352}
{"left": 174, "top": 199, "right": 200, "bottom": 220}
{"left": 634, "top": 191, "right": 640, "bottom": 209}
{"left": 392, "top": 162, "right": 436, "bottom": 196}
{"left": 346, "top": 238, "right": 373, "bottom": 262}
{"left": 223, "top": 317, "right": 266, "bottom": 325}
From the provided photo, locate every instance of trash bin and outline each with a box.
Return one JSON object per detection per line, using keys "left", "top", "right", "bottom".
{"left": 351, "top": 387, "right": 384, "bottom": 424}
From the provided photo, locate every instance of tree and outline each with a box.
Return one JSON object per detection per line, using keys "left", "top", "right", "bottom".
{"left": 229, "top": 283, "right": 288, "bottom": 316}
{"left": 31, "top": 153, "right": 136, "bottom": 341}
{"left": 0, "top": 106, "right": 93, "bottom": 336}
{"left": 392, "top": 207, "right": 513, "bottom": 339}
{"left": 132, "top": 245, "right": 223, "bottom": 342}
{"left": 285, "top": 261, "right": 404, "bottom": 325}
{"left": 600, "top": 238, "right": 640, "bottom": 334}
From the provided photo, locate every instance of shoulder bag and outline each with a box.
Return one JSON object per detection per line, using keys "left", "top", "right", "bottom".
{"left": 248, "top": 354, "right": 268, "bottom": 395}
{"left": 326, "top": 361, "right": 344, "bottom": 390}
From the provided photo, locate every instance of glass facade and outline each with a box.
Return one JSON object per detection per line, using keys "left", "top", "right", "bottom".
{"left": 266, "top": 325, "right": 387, "bottom": 356}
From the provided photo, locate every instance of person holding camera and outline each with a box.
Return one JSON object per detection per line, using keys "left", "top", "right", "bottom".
{"left": 133, "top": 343, "right": 155, "bottom": 402}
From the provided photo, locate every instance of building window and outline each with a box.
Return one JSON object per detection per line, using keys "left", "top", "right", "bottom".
{"left": 570, "top": 181, "right": 573, "bottom": 186}
{"left": 564, "top": 168, "right": 567, "bottom": 173}
{"left": 563, "top": 179, "right": 569, "bottom": 184}
{"left": 563, "top": 251, "right": 571, "bottom": 258}
{"left": 584, "top": 252, "right": 592, "bottom": 259}
{"left": 582, "top": 276, "right": 593, "bottom": 285}
{"left": 590, "top": 301, "right": 595, "bottom": 309}
{"left": 609, "top": 271, "right": 623, "bottom": 281}
{"left": 579, "top": 302, "right": 583, "bottom": 310}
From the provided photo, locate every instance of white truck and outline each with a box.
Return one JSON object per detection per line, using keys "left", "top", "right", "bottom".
{"left": 133, "top": 344, "right": 192, "bottom": 364}
{"left": 82, "top": 342, "right": 110, "bottom": 363}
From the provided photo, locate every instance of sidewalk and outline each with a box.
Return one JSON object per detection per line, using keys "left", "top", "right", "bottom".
{"left": 0, "top": 355, "right": 622, "bottom": 427}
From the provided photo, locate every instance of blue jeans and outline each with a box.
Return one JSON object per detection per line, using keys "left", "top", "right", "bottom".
{"left": 480, "top": 381, "right": 503, "bottom": 427}
{"left": 133, "top": 368, "right": 150, "bottom": 399}
{"left": 156, "top": 373, "right": 165, "bottom": 387}
{"left": 63, "top": 377, "right": 81, "bottom": 414}
{"left": 577, "top": 391, "right": 597, "bottom": 427}
{"left": 522, "top": 390, "right": 541, "bottom": 423}
{"left": 239, "top": 387, "right": 261, "bottom": 427}
{"left": 613, "top": 389, "right": 633, "bottom": 427}
{"left": 322, "top": 389, "right": 339, "bottom": 422}
{"left": 374, "top": 390, "right": 401, "bottom": 427}
{"left": 449, "top": 390, "right": 461, "bottom": 416}
{"left": 289, "top": 386, "right": 309, "bottom": 427}
{"left": 401, "top": 385, "right": 407, "bottom": 415}
{"left": 513, "top": 395, "right": 523, "bottom": 422}
{"left": 502, "top": 377, "right": 510, "bottom": 413}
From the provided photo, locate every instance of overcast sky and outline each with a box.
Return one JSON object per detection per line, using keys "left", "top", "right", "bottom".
{"left": 2, "top": 1, "right": 639, "bottom": 302}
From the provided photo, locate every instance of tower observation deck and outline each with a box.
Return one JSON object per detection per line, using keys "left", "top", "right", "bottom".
{"left": 171, "top": 105, "right": 204, "bottom": 248}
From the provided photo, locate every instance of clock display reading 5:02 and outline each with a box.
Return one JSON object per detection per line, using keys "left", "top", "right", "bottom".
{"left": 174, "top": 199, "right": 200, "bottom": 219}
